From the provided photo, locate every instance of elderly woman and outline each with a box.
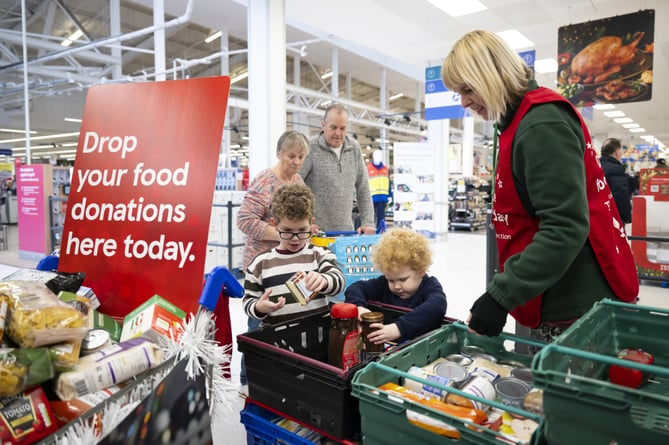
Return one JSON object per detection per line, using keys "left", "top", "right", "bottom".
{"left": 236, "top": 130, "right": 309, "bottom": 385}
{"left": 440, "top": 30, "right": 638, "bottom": 339}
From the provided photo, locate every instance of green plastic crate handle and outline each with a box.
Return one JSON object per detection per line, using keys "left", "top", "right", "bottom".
{"left": 599, "top": 298, "right": 669, "bottom": 316}
{"left": 535, "top": 343, "right": 669, "bottom": 381}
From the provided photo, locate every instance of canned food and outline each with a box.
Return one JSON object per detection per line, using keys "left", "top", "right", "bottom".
{"left": 497, "top": 359, "right": 526, "bottom": 369}
{"left": 494, "top": 377, "right": 532, "bottom": 411}
{"left": 403, "top": 366, "right": 453, "bottom": 400}
{"left": 510, "top": 367, "right": 533, "bottom": 384}
{"left": 444, "top": 353, "right": 472, "bottom": 367}
{"left": 460, "top": 345, "right": 486, "bottom": 357}
{"left": 81, "top": 329, "right": 111, "bottom": 355}
{"left": 445, "top": 376, "right": 496, "bottom": 410}
{"left": 471, "top": 353, "right": 498, "bottom": 363}
{"left": 433, "top": 362, "right": 469, "bottom": 387}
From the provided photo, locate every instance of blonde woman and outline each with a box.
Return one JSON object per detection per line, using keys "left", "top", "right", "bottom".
{"left": 441, "top": 30, "right": 638, "bottom": 339}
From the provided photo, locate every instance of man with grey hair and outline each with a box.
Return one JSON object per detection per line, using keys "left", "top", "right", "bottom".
{"left": 600, "top": 137, "right": 632, "bottom": 223}
{"left": 300, "top": 104, "right": 376, "bottom": 234}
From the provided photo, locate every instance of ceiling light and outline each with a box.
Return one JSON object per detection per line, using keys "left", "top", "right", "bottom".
{"left": 0, "top": 131, "right": 79, "bottom": 144}
{"left": 320, "top": 71, "right": 333, "bottom": 80}
{"left": 629, "top": 128, "right": 646, "bottom": 133}
{"left": 622, "top": 123, "right": 640, "bottom": 129}
{"left": 1, "top": 128, "right": 36, "bottom": 134}
{"left": 593, "top": 104, "right": 615, "bottom": 110}
{"left": 496, "top": 30, "right": 534, "bottom": 50}
{"left": 534, "top": 58, "right": 557, "bottom": 74}
{"left": 205, "top": 30, "right": 222, "bottom": 43}
{"left": 64, "top": 117, "right": 82, "bottom": 123}
{"left": 640, "top": 135, "right": 654, "bottom": 141}
{"left": 426, "top": 0, "right": 487, "bottom": 17}
{"left": 614, "top": 117, "right": 633, "bottom": 124}
{"left": 604, "top": 111, "right": 625, "bottom": 118}
{"left": 230, "top": 71, "right": 249, "bottom": 84}
{"left": 61, "top": 29, "right": 83, "bottom": 47}
{"left": 389, "top": 92, "right": 404, "bottom": 101}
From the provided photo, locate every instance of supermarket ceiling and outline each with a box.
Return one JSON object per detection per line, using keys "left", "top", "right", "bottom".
{"left": 1, "top": 0, "right": 668, "bottom": 156}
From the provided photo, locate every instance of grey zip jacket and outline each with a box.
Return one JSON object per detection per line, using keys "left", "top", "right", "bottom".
{"left": 300, "top": 132, "right": 374, "bottom": 232}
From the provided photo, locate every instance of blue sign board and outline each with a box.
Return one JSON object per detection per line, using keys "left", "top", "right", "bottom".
{"left": 518, "top": 49, "right": 535, "bottom": 67}
{"left": 424, "top": 65, "right": 466, "bottom": 121}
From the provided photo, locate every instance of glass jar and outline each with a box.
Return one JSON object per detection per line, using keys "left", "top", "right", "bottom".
{"left": 360, "top": 311, "right": 385, "bottom": 357}
{"left": 328, "top": 303, "right": 360, "bottom": 370}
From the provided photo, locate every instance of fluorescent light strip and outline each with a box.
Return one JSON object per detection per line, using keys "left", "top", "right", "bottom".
{"left": 0, "top": 132, "right": 79, "bottom": 144}
{"left": 1, "top": 128, "right": 37, "bottom": 134}
{"left": 614, "top": 117, "right": 633, "bottom": 124}
{"left": 534, "top": 58, "right": 557, "bottom": 74}
{"left": 205, "top": 30, "right": 222, "bottom": 43}
{"left": 230, "top": 72, "right": 248, "bottom": 84}
{"left": 389, "top": 93, "right": 404, "bottom": 101}
{"left": 622, "top": 123, "right": 640, "bottom": 129}
{"left": 593, "top": 104, "right": 615, "bottom": 110}
{"left": 497, "top": 29, "right": 534, "bottom": 50}
{"left": 603, "top": 111, "right": 625, "bottom": 118}
{"left": 64, "top": 117, "right": 82, "bottom": 123}
{"left": 320, "top": 71, "right": 333, "bottom": 80}
{"left": 629, "top": 128, "right": 646, "bottom": 133}
{"left": 61, "top": 29, "right": 83, "bottom": 47}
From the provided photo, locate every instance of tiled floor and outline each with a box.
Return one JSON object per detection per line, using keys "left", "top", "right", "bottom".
{"left": 1, "top": 225, "right": 666, "bottom": 444}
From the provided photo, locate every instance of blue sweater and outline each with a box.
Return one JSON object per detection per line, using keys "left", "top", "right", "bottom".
{"left": 344, "top": 275, "right": 447, "bottom": 340}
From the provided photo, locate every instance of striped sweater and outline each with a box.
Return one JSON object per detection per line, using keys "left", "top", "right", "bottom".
{"left": 242, "top": 243, "right": 345, "bottom": 324}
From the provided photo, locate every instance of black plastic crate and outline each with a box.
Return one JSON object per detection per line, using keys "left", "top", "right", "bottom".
{"left": 237, "top": 302, "right": 454, "bottom": 440}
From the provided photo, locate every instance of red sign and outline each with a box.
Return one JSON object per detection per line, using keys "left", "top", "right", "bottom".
{"left": 59, "top": 77, "right": 230, "bottom": 317}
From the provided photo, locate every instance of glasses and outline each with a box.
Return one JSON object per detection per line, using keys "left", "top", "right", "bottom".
{"left": 278, "top": 230, "right": 312, "bottom": 240}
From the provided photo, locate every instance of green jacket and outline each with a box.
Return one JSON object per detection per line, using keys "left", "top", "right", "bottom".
{"left": 488, "top": 81, "right": 616, "bottom": 322}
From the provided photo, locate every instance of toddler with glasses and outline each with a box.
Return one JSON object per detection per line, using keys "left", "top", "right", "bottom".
{"left": 242, "top": 184, "right": 345, "bottom": 325}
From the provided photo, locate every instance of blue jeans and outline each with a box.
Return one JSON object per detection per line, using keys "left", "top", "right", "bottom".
{"left": 239, "top": 316, "right": 262, "bottom": 385}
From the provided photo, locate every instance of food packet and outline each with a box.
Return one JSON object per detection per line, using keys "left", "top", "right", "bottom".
{"left": 0, "top": 293, "right": 7, "bottom": 342}
{"left": 0, "top": 280, "right": 88, "bottom": 348}
{"left": 49, "top": 338, "right": 85, "bottom": 372}
{"left": 0, "top": 347, "right": 54, "bottom": 396}
{"left": 0, "top": 386, "right": 59, "bottom": 444}
{"left": 55, "top": 337, "right": 163, "bottom": 400}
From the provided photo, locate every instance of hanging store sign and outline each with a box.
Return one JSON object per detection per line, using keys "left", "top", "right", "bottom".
{"left": 59, "top": 77, "right": 230, "bottom": 317}
{"left": 557, "top": 9, "right": 655, "bottom": 107}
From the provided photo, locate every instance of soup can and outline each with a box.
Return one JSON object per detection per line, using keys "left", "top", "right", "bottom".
{"left": 444, "top": 353, "right": 472, "bottom": 367}
{"left": 404, "top": 366, "right": 453, "bottom": 401}
{"left": 81, "top": 328, "right": 111, "bottom": 356}
{"left": 460, "top": 345, "right": 486, "bottom": 358}
{"left": 494, "top": 377, "right": 532, "bottom": 411}
{"left": 433, "top": 362, "right": 469, "bottom": 387}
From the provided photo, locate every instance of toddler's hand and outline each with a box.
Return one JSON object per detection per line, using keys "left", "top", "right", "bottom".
{"left": 254, "top": 289, "right": 285, "bottom": 315}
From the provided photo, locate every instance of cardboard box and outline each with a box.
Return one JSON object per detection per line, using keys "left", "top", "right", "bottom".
{"left": 120, "top": 295, "right": 186, "bottom": 343}
{"left": 88, "top": 310, "right": 123, "bottom": 342}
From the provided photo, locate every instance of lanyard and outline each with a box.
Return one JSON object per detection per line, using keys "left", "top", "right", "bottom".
{"left": 490, "top": 122, "right": 499, "bottom": 202}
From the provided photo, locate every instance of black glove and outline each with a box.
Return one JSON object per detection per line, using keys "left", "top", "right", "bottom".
{"left": 468, "top": 292, "right": 508, "bottom": 337}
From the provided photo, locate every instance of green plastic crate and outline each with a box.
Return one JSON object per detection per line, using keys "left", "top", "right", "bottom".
{"left": 351, "top": 322, "right": 545, "bottom": 445}
{"left": 532, "top": 299, "right": 669, "bottom": 445}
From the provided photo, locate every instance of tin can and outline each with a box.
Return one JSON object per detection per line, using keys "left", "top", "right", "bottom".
{"left": 498, "top": 359, "right": 526, "bottom": 369}
{"left": 404, "top": 366, "right": 453, "bottom": 400}
{"left": 471, "top": 353, "right": 498, "bottom": 363}
{"left": 433, "top": 362, "right": 469, "bottom": 387}
{"left": 446, "top": 375, "right": 496, "bottom": 410}
{"left": 494, "top": 377, "right": 532, "bottom": 411}
{"left": 81, "top": 328, "right": 111, "bottom": 355}
{"left": 460, "top": 345, "right": 486, "bottom": 358}
{"left": 608, "top": 348, "right": 654, "bottom": 388}
{"left": 444, "top": 353, "right": 472, "bottom": 367}
{"left": 510, "top": 367, "right": 533, "bottom": 384}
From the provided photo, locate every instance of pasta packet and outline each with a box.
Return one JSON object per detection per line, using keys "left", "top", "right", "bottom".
{"left": 0, "top": 280, "right": 88, "bottom": 348}
{"left": 0, "top": 347, "right": 54, "bottom": 396}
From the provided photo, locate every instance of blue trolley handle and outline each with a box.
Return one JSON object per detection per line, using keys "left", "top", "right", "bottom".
{"left": 323, "top": 231, "right": 358, "bottom": 237}
{"left": 198, "top": 266, "right": 244, "bottom": 312}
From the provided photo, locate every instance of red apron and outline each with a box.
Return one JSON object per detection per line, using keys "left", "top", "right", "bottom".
{"left": 494, "top": 87, "right": 638, "bottom": 328}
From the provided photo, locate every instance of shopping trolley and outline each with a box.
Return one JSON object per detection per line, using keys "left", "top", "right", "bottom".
{"left": 36, "top": 266, "right": 243, "bottom": 445}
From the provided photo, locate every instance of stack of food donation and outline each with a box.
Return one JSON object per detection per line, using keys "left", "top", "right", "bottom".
{"left": 0, "top": 276, "right": 185, "bottom": 444}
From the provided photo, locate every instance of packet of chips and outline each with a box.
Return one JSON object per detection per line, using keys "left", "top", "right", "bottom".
{"left": 0, "top": 347, "right": 54, "bottom": 396}
{"left": 0, "top": 280, "right": 87, "bottom": 348}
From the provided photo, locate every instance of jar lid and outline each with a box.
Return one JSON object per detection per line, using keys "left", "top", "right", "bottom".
{"left": 331, "top": 303, "right": 358, "bottom": 319}
{"left": 360, "top": 311, "right": 384, "bottom": 323}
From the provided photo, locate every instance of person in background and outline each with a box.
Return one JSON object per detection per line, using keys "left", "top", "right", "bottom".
{"left": 441, "top": 30, "right": 639, "bottom": 340}
{"left": 300, "top": 104, "right": 376, "bottom": 234}
{"left": 345, "top": 227, "right": 447, "bottom": 344}
{"left": 599, "top": 138, "right": 633, "bottom": 224}
{"left": 242, "top": 184, "right": 345, "bottom": 325}
{"left": 367, "top": 149, "right": 390, "bottom": 231}
{"left": 236, "top": 130, "right": 309, "bottom": 385}
{"left": 656, "top": 158, "right": 667, "bottom": 169}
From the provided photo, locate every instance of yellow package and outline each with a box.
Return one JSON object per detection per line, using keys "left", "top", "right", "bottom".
{"left": 1, "top": 280, "right": 88, "bottom": 348}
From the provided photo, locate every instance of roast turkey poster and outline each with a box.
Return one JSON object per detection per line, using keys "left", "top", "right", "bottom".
{"left": 59, "top": 77, "right": 230, "bottom": 317}
{"left": 557, "top": 9, "right": 654, "bottom": 107}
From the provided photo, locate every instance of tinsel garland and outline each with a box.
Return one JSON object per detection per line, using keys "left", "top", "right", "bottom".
{"left": 53, "top": 308, "right": 237, "bottom": 444}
